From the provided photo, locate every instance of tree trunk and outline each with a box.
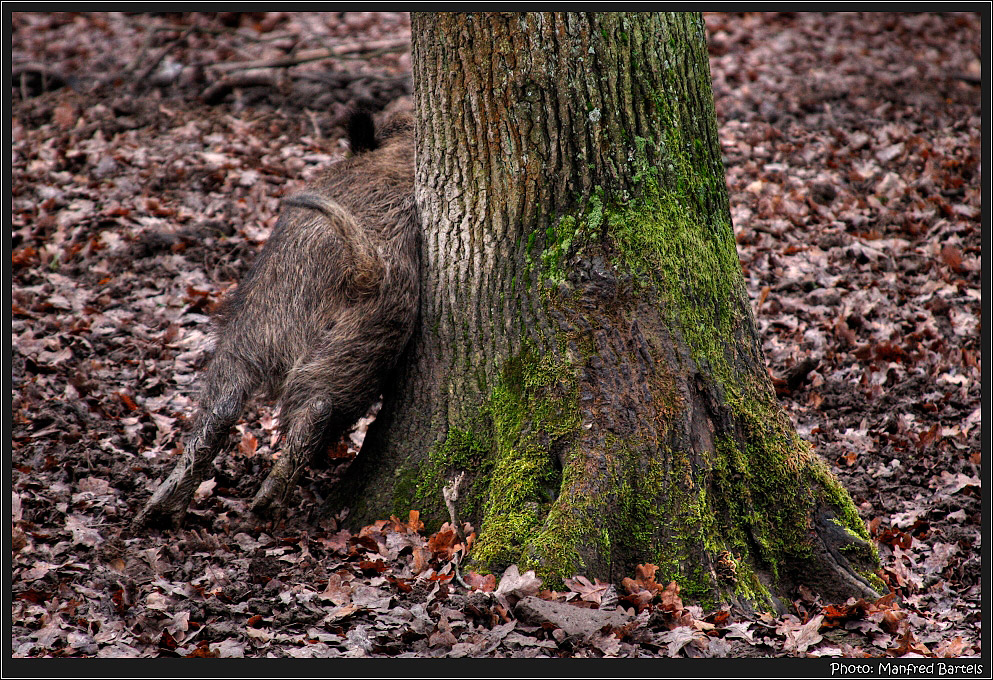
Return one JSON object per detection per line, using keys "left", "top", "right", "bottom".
{"left": 326, "top": 12, "right": 881, "bottom": 607}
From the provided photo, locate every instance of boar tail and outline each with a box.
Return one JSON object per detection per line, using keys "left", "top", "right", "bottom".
{"left": 282, "top": 192, "right": 384, "bottom": 297}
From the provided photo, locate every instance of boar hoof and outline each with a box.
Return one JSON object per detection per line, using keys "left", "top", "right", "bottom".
{"left": 250, "top": 479, "right": 288, "bottom": 519}
{"left": 133, "top": 502, "right": 186, "bottom": 530}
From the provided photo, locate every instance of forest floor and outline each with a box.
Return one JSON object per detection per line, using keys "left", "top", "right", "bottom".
{"left": 11, "top": 12, "right": 982, "bottom": 660}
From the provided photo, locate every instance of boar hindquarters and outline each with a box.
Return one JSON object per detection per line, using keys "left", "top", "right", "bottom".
{"left": 134, "top": 111, "right": 417, "bottom": 527}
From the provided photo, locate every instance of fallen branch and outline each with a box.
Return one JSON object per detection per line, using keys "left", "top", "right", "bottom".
{"left": 210, "top": 36, "right": 409, "bottom": 73}
{"left": 148, "top": 24, "right": 299, "bottom": 44}
{"left": 201, "top": 72, "right": 279, "bottom": 104}
{"left": 292, "top": 70, "right": 409, "bottom": 88}
{"left": 952, "top": 72, "right": 981, "bottom": 85}
{"left": 198, "top": 68, "right": 409, "bottom": 106}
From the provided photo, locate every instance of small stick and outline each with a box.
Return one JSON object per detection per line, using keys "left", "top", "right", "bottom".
{"left": 148, "top": 24, "right": 298, "bottom": 44}
{"left": 201, "top": 72, "right": 277, "bottom": 104}
{"left": 210, "top": 37, "right": 409, "bottom": 73}
{"left": 305, "top": 110, "right": 322, "bottom": 139}
{"left": 443, "top": 472, "right": 466, "bottom": 544}
{"left": 134, "top": 26, "right": 195, "bottom": 84}
{"left": 443, "top": 472, "right": 471, "bottom": 590}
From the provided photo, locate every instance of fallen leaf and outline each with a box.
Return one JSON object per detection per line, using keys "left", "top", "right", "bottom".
{"left": 563, "top": 574, "right": 611, "bottom": 605}
{"left": 465, "top": 571, "right": 496, "bottom": 593}
{"left": 193, "top": 477, "right": 216, "bottom": 502}
{"left": 722, "top": 621, "right": 755, "bottom": 642}
{"left": 494, "top": 564, "right": 542, "bottom": 610}
{"left": 65, "top": 515, "right": 102, "bottom": 547}
{"left": 783, "top": 614, "right": 824, "bottom": 654}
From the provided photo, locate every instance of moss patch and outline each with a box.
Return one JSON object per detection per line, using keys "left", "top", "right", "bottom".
{"left": 480, "top": 172, "right": 876, "bottom": 600}
{"left": 511, "top": 116, "right": 875, "bottom": 599}
{"left": 390, "top": 426, "right": 491, "bottom": 530}
{"left": 471, "top": 348, "right": 580, "bottom": 571}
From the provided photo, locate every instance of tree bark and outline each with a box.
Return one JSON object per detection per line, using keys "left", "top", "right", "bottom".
{"left": 326, "top": 12, "right": 881, "bottom": 607}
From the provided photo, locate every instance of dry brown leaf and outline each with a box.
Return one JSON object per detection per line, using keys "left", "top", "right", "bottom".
{"left": 783, "top": 614, "right": 824, "bottom": 655}
{"left": 563, "top": 575, "right": 611, "bottom": 605}
{"left": 465, "top": 571, "right": 496, "bottom": 593}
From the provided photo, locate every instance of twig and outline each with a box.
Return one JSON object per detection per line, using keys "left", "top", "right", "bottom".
{"left": 305, "top": 110, "right": 322, "bottom": 138}
{"left": 952, "top": 73, "right": 981, "bottom": 85}
{"left": 201, "top": 72, "right": 278, "bottom": 104}
{"left": 443, "top": 472, "right": 471, "bottom": 590}
{"left": 210, "top": 37, "right": 409, "bottom": 73}
{"left": 149, "top": 24, "right": 298, "bottom": 44}
{"left": 124, "top": 27, "right": 159, "bottom": 74}
{"left": 291, "top": 71, "right": 410, "bottom": 90}
{"left": 443, "top": 472, "right": 467, "bottom": 545}
{"left": 134, "top": 26, "right": 195, "bottom": 84}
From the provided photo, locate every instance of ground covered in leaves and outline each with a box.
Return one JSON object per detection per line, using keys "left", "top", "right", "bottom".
{"left": 11, "top": 12, "right": 982, "bottom": 659}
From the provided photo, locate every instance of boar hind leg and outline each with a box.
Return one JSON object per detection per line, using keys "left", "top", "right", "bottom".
{"left": 134, "top": 355, "right": 255, "bottom": 528}
{"left": 249, "top": 343, "right": 361, "bottom": 517}
{"left": 250, "top": 397, "right": 338, "bottom": 518}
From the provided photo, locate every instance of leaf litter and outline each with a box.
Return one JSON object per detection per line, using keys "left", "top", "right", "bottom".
{"left": 12, "top": 11, "right": 981, "bottom": 658}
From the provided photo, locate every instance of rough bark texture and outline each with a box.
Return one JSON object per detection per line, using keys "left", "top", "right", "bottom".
{"left": 326, "top": 12, "right": 881, "bottom": 607}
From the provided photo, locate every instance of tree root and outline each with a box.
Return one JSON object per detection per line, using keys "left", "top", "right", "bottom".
{"left": 809, "top": 509, "right": 883, "bottom": 601}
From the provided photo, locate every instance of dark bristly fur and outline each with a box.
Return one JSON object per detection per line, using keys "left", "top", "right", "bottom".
{"left": 345, "top": 109, "right": 378, "bottom": 153}
{"left": 134, "top": 108, "right": 418, "bottom": 527}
